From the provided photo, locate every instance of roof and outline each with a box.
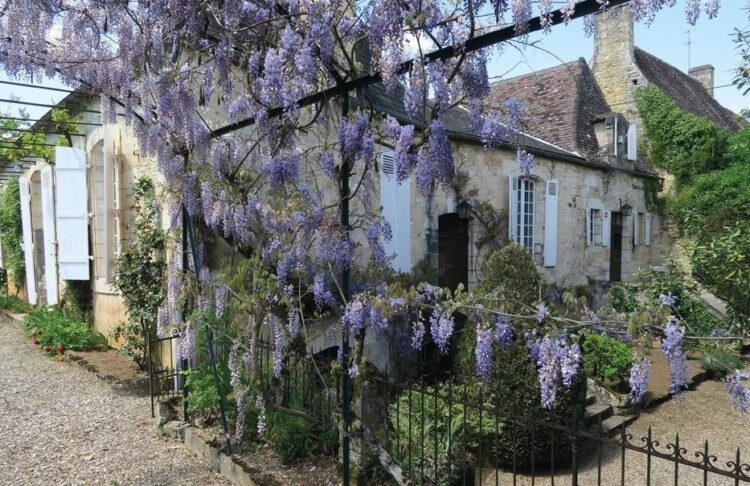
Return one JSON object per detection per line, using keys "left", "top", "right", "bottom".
{"left": 633, "top": 47, "right": 743, "bottom": 133}
{"left": 363, "top": 83, "right": 586, "bottom": 163}
{"left": 485, "top": 58, "right": 610, "bottom": 160}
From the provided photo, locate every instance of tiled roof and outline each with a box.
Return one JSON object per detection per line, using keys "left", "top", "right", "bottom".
{"left": 633, "top": 47, "right": 743, "bottom": 132}
{"left": 485, "top": 58, "right": 610, "bottom": 159}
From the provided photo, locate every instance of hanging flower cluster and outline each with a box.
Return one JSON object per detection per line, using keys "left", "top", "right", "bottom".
{"left": 661, "top": 319, "right": 690, "bottom": 395}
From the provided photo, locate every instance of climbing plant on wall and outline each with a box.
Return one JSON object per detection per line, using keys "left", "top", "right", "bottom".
{"left": 113, "top": 177, "right": 166, "bottom": 369}
{"left": 0, "top": 178, "right": 25, "bottom": 294}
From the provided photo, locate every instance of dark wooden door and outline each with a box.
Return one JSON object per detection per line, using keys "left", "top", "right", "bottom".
{"left": 438, "top": 213, "right": 469, "bottom": 291}
{"left": 610, "top": 212, "right": 623, "bottom": 282}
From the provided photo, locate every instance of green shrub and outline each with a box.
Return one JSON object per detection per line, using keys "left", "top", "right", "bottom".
{"left": 23, "top": 306, "right": 107, "bottom": 351}
{"left": 605, "top": 284, "right": 639, "bottom": 314}
{"left": 0, "top": 293, "right": 30, "bottom": 313}
{"left": 699, "top": 347, "right": 744, "bottom": 378}
{"left": 266, "top": 411, "right": 316, "bottom": 465}
{"left": 581, "top": 333, "right": 633, "bottom": 385}
{"left": 476, "top": 244, "right": 543, "bottom": 312}
{"left": 183, "top": 363, "right": 233, "bottom": 418}
{"left": 0, "top": 268, "right": 7, "bottom": 293}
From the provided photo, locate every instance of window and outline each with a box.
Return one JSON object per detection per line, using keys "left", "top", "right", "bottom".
{"left": 90, "top": 139, "right": 121, "bottom": 283}
{"left": 587, "top": 208, "right": 602, "bottom": 246}
{"left": 515, "top": 178, "right": 535, "bottom": 252}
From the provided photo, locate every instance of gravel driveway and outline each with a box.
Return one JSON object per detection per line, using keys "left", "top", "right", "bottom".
{"left": 0, "top": 316, "right": 230, "bottom": 486}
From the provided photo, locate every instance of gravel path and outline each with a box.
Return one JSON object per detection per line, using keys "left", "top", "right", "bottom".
{"left": 0, "top": 316, "right": 230, "bottom": 486}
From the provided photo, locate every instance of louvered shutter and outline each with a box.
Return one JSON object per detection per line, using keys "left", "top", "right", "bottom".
{"left": 41, "top": 166, "right": 58, "bottom": 304}
{"left": 111, "top": 149, "right": 121, "bottom": 274}
{"left": 55, "top": 147, "right": 90, "bottom": 280}
{"left": 645, "top": 213, "right": 652, "bottom": 246}
{"left": 633, "top": 212, "right": 640, "bottom": 247}
{"left": 585, "top": 208, "right": 592, "bottom": 246}
{"left": 627, "top": 125, "right": 637, "bottom": 161}
{"left": 19, "top": 176, "right": 37, "bottom": 304}
{"left": 379, "top": 150, "right": 411, "bottom": 272}
{"left": 543, "top": 179, "right": 558, "bottom": 267}
{"left": 602, "top": 209, "right": 611, "bottom": 247}
{"left": 508, "top": 175, "right": 518, "bottom": 243}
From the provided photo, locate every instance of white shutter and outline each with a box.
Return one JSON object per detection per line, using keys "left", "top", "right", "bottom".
{"left": 19, "top": 176, "right": 37, "bottom": 304}
{"left": 543, "top": 179, "right": 558, "bottom": 267}
{"left": 602, "top": 209, "right": 611, "bottom": 247}
{"left": 379, "top": 150, "right": 411, "bottom": 272}
{"left": 633, "top": 211, "right": 640, "bottom": 247}
{"left": 41, "top": 166, "right": 58, "bottom": 305}
{"left": 0, "top": 225, "right": 4, "bottom": 268}
{"left": 508, "top": 175, "right": 518, "bottom": 242}
{"left": 112, "top": 150, "right": 121, "bottom": 261}
{"left": 627, "top": 125, "right": 637, "bottom": 161}
{"left": 585, "top": 208, "right": 592, "bottom": 246}
{"left": 644, "top": 213, "right": 652, "bottom": 246}
{"left": 55, "top": 147, "right": 90, "bottom": 280}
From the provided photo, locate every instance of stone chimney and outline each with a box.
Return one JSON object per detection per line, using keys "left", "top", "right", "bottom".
{"left": 689, "top": 65, "right": 715, "bottom": 97}
{"left": 590, "top": 3, "right": 641, "bottom": 124}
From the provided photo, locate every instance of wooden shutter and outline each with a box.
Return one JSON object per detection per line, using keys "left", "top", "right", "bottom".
{"left": 508, "top": 175, "right": 518, "bottom": 243}
{"left": 55, "top": 147, "right": 90, "bottom": 280}
{"left": 379, "top": 150, "right": 411, "bottom": 272}
{"left": 543, "top": 179, "right": 558, "bottom": 267}
{"left": 633, "top": 212, "right": 640, "bottom": 247}
{"left": 645, "top": 213, "right": 652, "bottom": 246}
{"left": 19, "top": 176, "right": 37, "bottom": 304}
{"left": 602, "top": 209, "right": 611, "bottom": 247}
{"left": 627, "top": 125, "right": 637, "bottom": 161}
{"left": 111, "top": 148, "right": 121, "bottom": 274}
{"left": 41, "top": 166, "right": 58, "bottom": 305}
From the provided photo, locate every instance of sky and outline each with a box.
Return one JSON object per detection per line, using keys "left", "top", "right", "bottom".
{"left": 486, "top": 1, "right": 750, "bottom": 113}
{"left": 1, "top": 1, "right": 749, "bottom": 120}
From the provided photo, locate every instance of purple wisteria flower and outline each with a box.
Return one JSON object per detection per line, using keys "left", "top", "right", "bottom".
{"left": 518, "top": 149, "right": 534, "bottom": 176}
{"left": 348, "top": 364, "right": 360, "bottom": 379}
{"left": 476, "top": 325, "right": 494, "bottom": 381}
{"left": 430, "top": 310, "right": 455, "bottom": 355}
{"left": 411, "top": 321, "right": 426, "bottom": 350}
{"left": 661, "top": 320, "right": 689, "bottom": 395}
{"left": 215, "top": 285, "right": 228, "bottom": 317}
{"left": 228, "top": 340, "right": 242, "bottom": 388}
{"left": 178, "top": 321, "right": 197, "bottom": 361}
{"left": 288, "top": 309, "right": 301, "bottom": 339}
{"left": 342, "top": 299, "right": 368, "bottom": 335}
{"left": 268, "top": 315, "right": 285, "bottom": 378}
{"left": 255, "top": 395, "right": 267, "bottom": 436}
{"left": 723, "top": 371, "right": 750, "bottom": 415}
{"left": 535, "top": 303, "right": 550, "bottom": 323}
{"left": 156, "top": 306, "right": 169, "bottom": 338}
{"left": 494, "top": 314, "right": 513, "bottom": 350}
{"left": 628, "top": 358, "right": 651, "bottom": 405}
{"left": 530, "top": 335, "right": 581, "bottom": 409}
{"left": 659, "top": 293, "right": 678, "bottom": 307}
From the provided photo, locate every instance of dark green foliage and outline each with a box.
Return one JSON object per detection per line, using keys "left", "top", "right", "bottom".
{"left": 452, "top": 327, "right": 586, "bottom": 470}
{"left": 691, "top": 223, "right": 750, "bottom": 327}
{"left": 0, "top": 179, "right": 25, "bottom": 292}
{"left": 62, "top": 280, "right": 92, "bottom": 323}
{"left": 476, "top": 244, "right": 543, "bottom": 311}
{"left": 23, "top": 306, "right": 107, "bottom": 350}
{"left": 0, "top": 268, "right": 7, "bottom": 293}
{"left": 606, "top": 284, "right": 639, "bottom": 314}
{"left": 183, "top": 363, "right": 233, "bottom": 417}
{"left": 0, "top": 293, "right": 30, "bottom": 313}
{"left": 581, "top": 333, "right": 633, "bottom": 385}
{"left": 672, "top": 163, "right": 750, "bottom": 235}
{"left": 266, "top": 411, "right": 317, "bottom": 465}
{"left": 113, "top": 177, "right": 166, "bottom": 369}
{"left": 699, "top": 347, "right": 744, "bottom": 378}
{"left": 635, "top": 86, "right": 729, "bottom": 187}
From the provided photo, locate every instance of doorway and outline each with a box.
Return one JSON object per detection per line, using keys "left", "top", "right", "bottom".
{"left": 438, "top": 213, "right": 469, "bottom": 291}
{"left": 609, "top": 212, "right": 623, "bottom": 282}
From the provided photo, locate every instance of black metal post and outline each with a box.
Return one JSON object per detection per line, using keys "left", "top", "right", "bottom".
{"left": 183, "top": 206, "right": 232, "bottom": 453}
{"left": 340, "top": 92, "right": 351, "bottom": 486}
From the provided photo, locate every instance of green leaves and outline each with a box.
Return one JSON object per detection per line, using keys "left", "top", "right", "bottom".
{"left": 0, "top": 178, "right": 25, "bottom": 291}
{"left": 23, "top": 306, "right": 107, "bottom": 351}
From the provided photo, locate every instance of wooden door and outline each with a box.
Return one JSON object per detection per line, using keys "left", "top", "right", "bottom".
{"left": 610, "top": 212, "right": 623, "bottom": 282}
{"left": 438, "top": 213, "right": 468, "bottom": 291}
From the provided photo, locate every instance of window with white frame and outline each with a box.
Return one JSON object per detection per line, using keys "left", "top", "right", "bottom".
{"left": 588, "top": 208, "right": 602, "bottom": 245}
{"left": 89, "top": 139, "right": 121, "bottom": 283}
{"left": 515, "top": 178, "right": 535, "bottom": 252}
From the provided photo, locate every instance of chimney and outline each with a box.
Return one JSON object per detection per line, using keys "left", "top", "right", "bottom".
{"left": 590, "top": 3, "right": 637, "bottom": 121}
{"left": 689, "top": 65, "right": 715, "bottom": 97}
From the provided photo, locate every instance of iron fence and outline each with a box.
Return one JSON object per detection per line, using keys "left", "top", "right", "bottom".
{"left": 147, "top": 329, "right": 187, "bottom": 419}
{"left": 375, "top": 379, "right": 750, "bottom": 486}
{"left": 255, "top": 338, "right": 341, "bottom": 437}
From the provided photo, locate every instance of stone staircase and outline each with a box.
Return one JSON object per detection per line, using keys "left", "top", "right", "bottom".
{"left": 584, "top": 388, "right": 638, "bottom": 437}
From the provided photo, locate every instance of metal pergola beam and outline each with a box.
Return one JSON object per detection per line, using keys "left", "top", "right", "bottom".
{"left": 0, "top": 97, "right": 100, "bottom": 114}
{"left": 0, "top": 79, "right": 79, "bottom": 94}
{"left": 0, "top": 126, "right": 85, "bottom": 136}
{"left": 0, "top": 115, "right": 101, "bottom": 127}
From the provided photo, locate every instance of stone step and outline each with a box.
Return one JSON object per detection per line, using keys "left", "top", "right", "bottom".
{"left": 585, "top": 404, "right": 613, "bottom": 424}
{"left": 586, "top": 391, "right": 597, "bottom": 406}
{"left": 600, "top": 414, "right": 638, "bottom": 437}
{"left": 741, "top": 354, "right": 750, "bottom": 363}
